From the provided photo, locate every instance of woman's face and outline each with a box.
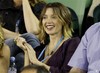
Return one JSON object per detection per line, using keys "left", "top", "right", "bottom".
{"left": 42, "top": 8, "right": 63, "bottom": 36}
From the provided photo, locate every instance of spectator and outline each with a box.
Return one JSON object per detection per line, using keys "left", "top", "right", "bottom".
{"left": 68, "top": 22, "right": 100, "bottom": 73}
{"left": 81, "top": 0, "right": 100, "bottom": 37}
{"left": 15, "top": 2, "right": 80, "bottom": 73}
{"left": 0, "top": 0, "right": 45, "bottom": 72}
{"left": 0, "top": 0, "right": 46, "bottom": 39}
{"left": 88, "top": 0, "right": 100, "bottom": 17}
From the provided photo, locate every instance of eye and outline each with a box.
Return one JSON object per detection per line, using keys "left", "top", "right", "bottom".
{"left": 43, "top": 15, "right": 47, "bottom": 19}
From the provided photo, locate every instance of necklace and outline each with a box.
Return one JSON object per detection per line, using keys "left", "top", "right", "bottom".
{"left": 38, "top": 36, "right": 64, "bottom": 62}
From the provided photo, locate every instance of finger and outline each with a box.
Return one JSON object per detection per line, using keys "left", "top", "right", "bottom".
{"left": 23, "top": 43, "right": 28, "bottom": 50}
{"left": 14, "top": 37, "right": 20, "bottom": 44}
{"left": 24, "top": 43, "right": 31, "bottom": 51}
{"left": 14, "top": 36, "right": 19, "bottom": 41}
{"left": 14, "top": 37, "right": 18, "bottom": 43}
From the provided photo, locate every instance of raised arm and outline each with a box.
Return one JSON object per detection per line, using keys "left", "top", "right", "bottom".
{"left": 22, "top": 0, "right": 40, "bottom": 35}
{"left": 88, "top": 0, "right": 100, "bottom": 17}
{"left": 2, "top": 28, "right": 20, "bottom": 39}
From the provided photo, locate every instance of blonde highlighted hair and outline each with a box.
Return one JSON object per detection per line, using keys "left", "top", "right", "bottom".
{"left": 38, "top": 2, "right": 73, "bottom": 43}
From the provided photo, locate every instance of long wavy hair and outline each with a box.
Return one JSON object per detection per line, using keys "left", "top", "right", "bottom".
{"left": 38, "top": 2, "right": 73, "bottom": 44}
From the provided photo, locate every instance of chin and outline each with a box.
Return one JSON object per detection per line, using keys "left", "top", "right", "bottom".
{"left": 47, "top": 32, "right": 55, "bottom": 35}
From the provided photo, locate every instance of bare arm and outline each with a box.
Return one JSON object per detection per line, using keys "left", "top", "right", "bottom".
{"left": 2, "top": 28, "right": 20, "bottom": 39}
{"left": 0, "top": 44, "right": 10, "bottom": 73}
{"left": 4, "top": 44, "right": 10, "bottom": 70}
{"left": 69, "top": 68, "right": 86, "bottom": 73}
{"left": 25, "top": 43, "right": 50, "bottom": 71}
{"left": 14, "top": 37, "right": 30, "bottom": 66}
{"left": 88, "top": 0, "right": 100, "bottom": 17}
{"left": 22, "top": 0, "right": 40, "bottom": 35}
{"left": 24, "top": 50, "right": 30, "bottom": 66}
{"left": 14, "top": 37, "right": 50, "bottom": 71}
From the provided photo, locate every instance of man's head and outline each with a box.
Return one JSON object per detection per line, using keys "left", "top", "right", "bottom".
{"left": 20, "top": 64, "right": 49, "bottom": 73}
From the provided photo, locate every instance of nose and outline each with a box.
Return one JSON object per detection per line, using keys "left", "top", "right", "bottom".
{"left": 46, "top": 18, "right": 52, "bottom": 24}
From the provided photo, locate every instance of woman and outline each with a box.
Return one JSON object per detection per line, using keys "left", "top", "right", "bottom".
{"left": 1, "top": 0, "right": 46, "bottom": 38}
{"left": 15, "top": 2, "right": 80, "bottom": 73}
{"left": 3, "top": 0, "right": 46, "bottom": 72}
{"left": 0, "top": 25, "right": 10, "bottom": 73}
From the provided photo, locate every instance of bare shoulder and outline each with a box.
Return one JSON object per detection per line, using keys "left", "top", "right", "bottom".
{"left": 3, "top": 44, "right": 10, "bottom": 52}
{"left": 2, "top": 44, "right": 10, "bottom": 58}
{"left": 0, "top": 44, "right": 10, "bottom": 73}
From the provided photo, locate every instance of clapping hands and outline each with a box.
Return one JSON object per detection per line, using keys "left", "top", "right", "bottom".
{"left": 14, "top": 37, "right": 27, "bottom": 51}
{"left": 14, "top": 36, "right": 39, "bottom": 65}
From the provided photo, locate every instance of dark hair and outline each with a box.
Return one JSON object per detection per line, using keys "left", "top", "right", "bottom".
{"left": 20, "top": 64, "right": 49, "bottom": 73}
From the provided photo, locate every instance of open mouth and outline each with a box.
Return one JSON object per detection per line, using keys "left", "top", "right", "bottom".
{"left": 46, "top": 25, "right": 55, "bottom": 30}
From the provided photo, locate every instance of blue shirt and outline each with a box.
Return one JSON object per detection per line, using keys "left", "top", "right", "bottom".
{"left": 68, "top": 22, "right": 100, "bottom": 73}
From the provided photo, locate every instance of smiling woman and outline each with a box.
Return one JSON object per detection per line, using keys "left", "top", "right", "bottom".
{"left": 14, "top": 2, "right": 80, "bottom": 73}
{"left": 38, "top": 2, "right": 73, "bottom": 43}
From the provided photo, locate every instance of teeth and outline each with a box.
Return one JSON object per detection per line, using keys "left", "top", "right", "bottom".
{"left": 46, "top": 25, "right": 54, "bottom": 29}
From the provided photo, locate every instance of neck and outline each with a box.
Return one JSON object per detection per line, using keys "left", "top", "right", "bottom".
{"left": 49, "top": 34, "right": 63, "bottom": 44}
{"left": 47, "top": 34, "right": 64, "bottom": 54}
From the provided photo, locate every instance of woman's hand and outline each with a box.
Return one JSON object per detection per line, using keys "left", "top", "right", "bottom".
{"left": 14, "top": 37, "right": 27, "bottom": 51}
{"left": 20, "top": 39, "right": 50, "bottom": 70}
{"left": 25, "top": 43, "right": 39, "bottom": 64}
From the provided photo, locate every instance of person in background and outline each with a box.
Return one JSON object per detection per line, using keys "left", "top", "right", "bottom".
{"left": 81, "top": 0, "right": 100, "bottom": 37}
{"left": 0, "top": 24, "right": 10, "bottom": 73}
{"left": 68, "top": 22, "right": 100, "bottom": 72}
{"left": 88, "top": 0, "right": 100, "bottom": 17}
{"left": 20, "top": 64, "right": 49, "bottom": 73}
{"left": 1, "top": 0, "right": 46, "bottom": 55}
{"left": 0, "top": 0, "right": 45, "bottom": 72}
{"left": 15, "top": 2, "right": 80, "bottom": 73}
{"left": 0, "top": 0, "right": 46, "bottom": 39}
